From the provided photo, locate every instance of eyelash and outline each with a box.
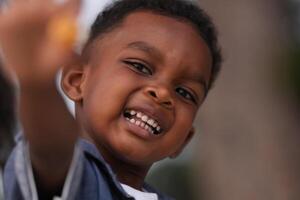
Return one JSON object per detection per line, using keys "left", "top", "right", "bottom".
{"left": 175, "top": 87, "right": 197, "bottom": 103}
{"left": 124, "top": 60, "right": 198, "bottom": 104}
{"left": 124, "top": 60, "right": 152, "bottom": 76}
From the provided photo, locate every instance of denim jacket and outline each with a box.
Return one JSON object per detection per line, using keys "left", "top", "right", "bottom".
{"left": 4, "top": 138, "right": 174, "bottom": 200}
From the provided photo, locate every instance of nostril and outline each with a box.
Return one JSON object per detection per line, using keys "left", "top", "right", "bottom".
{"left": 149, "top": 91, "right": 157, "bottom": 98}
{"left": 145, "top": 87, "right": 174, "bottom": 109}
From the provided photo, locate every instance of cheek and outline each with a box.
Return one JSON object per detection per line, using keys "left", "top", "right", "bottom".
{"left": 85, "top": 83, "right": 123, "bottom": 124}
{"left": 170, "top": 106, "right": 195, "bottom": 139}
{"left": 175, "top": 104, "right": 197, "bottom": 127}
{"left": 83, "top": 67, "right": 141, "bottom": 123}
{"left": 156, "top": 107, "right": 196, "bottom": 153}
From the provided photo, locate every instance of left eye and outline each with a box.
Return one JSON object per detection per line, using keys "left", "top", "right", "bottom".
{"left": 175, "top": 87, "right": 196, "bottom": 103}
{"left": 124, "top": 60, "right": 152, "bottom": 76}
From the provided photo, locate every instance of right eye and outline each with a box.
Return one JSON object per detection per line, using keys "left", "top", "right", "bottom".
{"left": 175, "top": 87, "right": 197, "bottom": 104}
{"left": 124, "top": 60, "right": 153, "bottom": 76}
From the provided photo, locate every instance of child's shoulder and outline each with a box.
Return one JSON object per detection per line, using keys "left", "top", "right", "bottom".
{"left": 3, "top": 138, "right": 83, "bottom": 200}
{"left": 3, "top": 138, "right": 174, "bottom": 200}
{"left": 79, "top": 139, "right": 174, "bottom": 199}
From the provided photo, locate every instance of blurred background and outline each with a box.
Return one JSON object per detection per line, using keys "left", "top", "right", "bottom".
{"left": 148, "top": 0, "right": 300, "bottom": 199}
{"left": 2, "top": 0, "right": 300, "bottom": 200}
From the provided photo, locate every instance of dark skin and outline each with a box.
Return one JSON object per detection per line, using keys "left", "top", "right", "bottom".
{"left": 0, "top": 0, "right": 81, "bottom": 195}
{"left": 62, "top": 11, "right": 212, "bottom": 189}
{"left": 0, "top": 0, "right": 212, "bottom": 194}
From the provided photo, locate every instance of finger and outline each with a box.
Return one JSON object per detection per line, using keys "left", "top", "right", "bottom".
{"left": 47, "top": 14, "right": 78, "bottom": 49}
{"left": 45, "top": 0, "right": 82, "bottom": 49}
{"left": 58, "top": 0, "right": 82, "bottom": 16}
{"left": 38, "top": 41, "right": 81, "bottom": 76}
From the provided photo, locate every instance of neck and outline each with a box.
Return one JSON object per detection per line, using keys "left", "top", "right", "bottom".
{"left": 83, "top": 135, "right": 151, "bottom": 190}
{"left": 105, "top": 153, "right": 151, "bottom": 189}
{"left": 100, "top": 144, "right": 151, "bottom": 189}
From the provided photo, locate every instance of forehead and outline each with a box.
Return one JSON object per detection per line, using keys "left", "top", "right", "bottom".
{"left": 89, "top": 11, "right": 212, "bottom": 81}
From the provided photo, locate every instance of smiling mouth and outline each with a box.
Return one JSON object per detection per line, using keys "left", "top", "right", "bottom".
{"left": 123, "top": 109, "right": 163, "bottom": 135}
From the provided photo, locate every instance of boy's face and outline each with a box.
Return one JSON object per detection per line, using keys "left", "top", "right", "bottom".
{"left": 65, "top": 11, "right": 212, "bottom": 165}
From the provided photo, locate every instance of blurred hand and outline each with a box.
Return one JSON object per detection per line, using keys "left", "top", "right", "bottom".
{"left": 0, "top": 0, "right": 81, "bottom": 89}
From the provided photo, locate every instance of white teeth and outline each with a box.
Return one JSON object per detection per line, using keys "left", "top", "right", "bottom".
{"left": 137, "top": 112, "right": 142, "bottom": 118}
{"left": 147, "top": 119, "right": 154, "bottom": 126}
{"left": 141, "top": 115, "right": 148, "bottom": 122}
{"left": 130, "top": 110, "right": 136, "bottom": 115}
{"left": 126, "top": 109, "right": 162, "bottom": 134}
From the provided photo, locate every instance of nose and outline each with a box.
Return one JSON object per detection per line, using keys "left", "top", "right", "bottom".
{"left": 144, "top": 85, "right": 174, "bottom": 109}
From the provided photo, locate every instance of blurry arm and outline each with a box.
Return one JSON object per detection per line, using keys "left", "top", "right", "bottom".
{"left": 0, "top": 0, "right": 81, "bottom": 193}
{"left": 20, "top": 82, "right": 78, "bottom": 190}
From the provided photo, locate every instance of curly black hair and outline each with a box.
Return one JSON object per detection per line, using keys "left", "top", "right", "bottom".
{"left": 84, "top": 0, "right": 222, "bottom": 90}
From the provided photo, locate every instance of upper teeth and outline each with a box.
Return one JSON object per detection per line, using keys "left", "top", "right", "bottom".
{"left": 130, "top": 110, "right": 136, "bottom": 115}
{"left": 125, "top": 109, "right": 162, "bottom": 134}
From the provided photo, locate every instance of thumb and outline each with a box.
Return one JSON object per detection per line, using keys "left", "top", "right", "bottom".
{"left": 57, "top": 0, "right": 82, "bottom": 16}
{"left": 38, "top": 40, "right": 81, "bottom": 71}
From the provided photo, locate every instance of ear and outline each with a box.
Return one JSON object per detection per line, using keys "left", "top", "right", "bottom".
{"left": 61, "top": 64, "right": 87, "bottom": 102}
{"left": 169, "top": 127, "right": 195, "bottom": 159}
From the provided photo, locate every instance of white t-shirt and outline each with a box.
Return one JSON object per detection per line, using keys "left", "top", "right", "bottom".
{"left": 121, "top": 184, "right": 158, "bottom": 200}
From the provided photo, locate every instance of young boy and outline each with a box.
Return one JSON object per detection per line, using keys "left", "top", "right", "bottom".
{"left": 0, "top": 0, "right": 222, "bottom": 199}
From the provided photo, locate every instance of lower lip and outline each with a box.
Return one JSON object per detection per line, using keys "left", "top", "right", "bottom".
{"left": 122, "top": 116, "right": 157, "bottom": 140}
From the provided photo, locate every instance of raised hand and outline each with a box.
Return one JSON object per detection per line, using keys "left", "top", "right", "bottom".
{"left": 0, "top": 0, "right": 81, "bottom": 88}
{"left": 0, "top": 1, "right": 82, "bottom": 192}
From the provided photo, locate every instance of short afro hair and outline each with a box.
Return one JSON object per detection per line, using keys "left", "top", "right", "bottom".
{"left": 84, "top": 0, "right": 222, "bottom": 90}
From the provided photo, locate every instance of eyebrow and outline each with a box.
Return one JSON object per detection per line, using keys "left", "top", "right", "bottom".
{"left": 188, "top": 74, "right": 208, "bottom": 95}
{"left": 126, "top": 41, "right": 163, "bottom": 61}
